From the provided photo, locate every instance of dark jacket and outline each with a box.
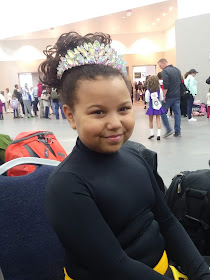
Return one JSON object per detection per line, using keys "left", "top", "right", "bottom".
{"left": 162, "top": 65, "right": 181, "bottom": 99}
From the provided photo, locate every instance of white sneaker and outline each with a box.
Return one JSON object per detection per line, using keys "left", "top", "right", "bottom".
{"left": 188, "top": 117, "right": 197, "bottom": 122}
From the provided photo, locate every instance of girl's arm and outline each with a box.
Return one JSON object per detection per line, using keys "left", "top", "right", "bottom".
{"left": 46, "top": 171, "right": 172, "bottom": 280}
{"left": 145, "top": 90, "right": 150, "bottom": 103}
{"left": 159, "top": 89, "right": 164, "bottom": 101}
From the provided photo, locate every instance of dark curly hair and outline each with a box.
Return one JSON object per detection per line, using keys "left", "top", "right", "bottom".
{"left": 39, "top": 32, "right": 127, "bottom": 109}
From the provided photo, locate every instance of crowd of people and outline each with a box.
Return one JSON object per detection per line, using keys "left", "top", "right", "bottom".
{"left": 132, "top": 58, "right": 209, "bottom": 140}
{"left": 0, "top": 84, "right": 66, "bottom": 120}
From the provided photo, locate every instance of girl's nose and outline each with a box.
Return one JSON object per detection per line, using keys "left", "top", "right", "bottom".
{"left": 106, "top": 114, "right": 122, "bottom": 130}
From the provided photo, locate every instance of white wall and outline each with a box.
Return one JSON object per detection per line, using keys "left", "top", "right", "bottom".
{"left": 176, "top": 13, "right": 210, "bottom": 102}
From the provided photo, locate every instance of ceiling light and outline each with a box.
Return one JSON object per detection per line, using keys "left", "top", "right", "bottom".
{"left": 126, "top": 10, "right": 132, "bottom": 17}
{"left": 162, "top": 13, "right": 167, "bottom": 16}
{"left": 152, "top": 22, "right": 156, "bottom": 26}
{"left": 169, "top": 6, "right": 174, "bottom": 11}
{"left": 156, "top": 18, "right": 160, "bottom": 22}
{"left": 122, "top": 16, "right": 126, "bottom": 19}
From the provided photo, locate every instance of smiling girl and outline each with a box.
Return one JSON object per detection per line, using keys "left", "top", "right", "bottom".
{"left": 40, "top": 32, "right": 210, "bottom": 280}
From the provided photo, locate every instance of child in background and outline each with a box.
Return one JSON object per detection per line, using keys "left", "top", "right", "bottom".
{"left": 0, "top": 100, "right": 3, "bottom": 120}
{"left": 10, "top": 94, "right": 19, "bottom": 118}
{"left": 145, "top": 75, "right": 166, "bottom": 140}
{"left": 207, "top": 88, "right": 210, "bottom": 119}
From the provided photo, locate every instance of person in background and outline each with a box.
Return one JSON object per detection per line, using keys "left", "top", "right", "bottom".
{"left": 206, "top": 88, "right": 210, "bottom": 119}
{"left": 38, "top": 83, "right": 44, "bottom": 118}
{"left": 0, "top": 99, "right": 3, "bottom": 120}
{"left": 32, "top": 85, "right": 39, "bottom": 116}
{"left": 145, "top": 75, "right": 166, "bottom": 140}
{"left": 0, "top": 91, "right": 6, "bottom": 113}
{"left": 10, "top": 94, "right": 19, "bottom": 119}
{"left": 5, "top": 88, "right": 12, "bottom": 112}
{"left": 184, "top": 69, "right": 198, "bottom": 122}
{"left": 13, "top": 84, "right": 24, "bottom": 117}
{"left": 51, "top": 88, "right": 66, "bottom": 120}
{"left": 180, "top": 74, "right": 189, "bottom": 117}
{"left": 41, "top": 86, "right": 51, "bottom": 119}
{"left": 158, "top": 58, "right": 181, "bottom": 138}
{"left": 22, "top": 83, "right": 32, "bottom": 118}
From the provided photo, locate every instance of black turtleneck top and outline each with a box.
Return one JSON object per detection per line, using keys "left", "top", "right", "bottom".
{"left": 46, "top": 138, "right": 210, "bottom": 280}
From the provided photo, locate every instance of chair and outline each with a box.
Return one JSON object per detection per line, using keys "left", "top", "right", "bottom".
{"left": 0, "top": 159, "right": 65, "bottom": 280}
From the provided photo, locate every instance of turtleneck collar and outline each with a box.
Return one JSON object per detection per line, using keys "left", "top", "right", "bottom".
{"left": 76, "top": 137, "right": 119, "bottom": 157}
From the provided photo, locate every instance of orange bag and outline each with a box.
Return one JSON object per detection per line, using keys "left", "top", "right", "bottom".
{"left": 5, "top": 130, "right": 67, "bottom": 176}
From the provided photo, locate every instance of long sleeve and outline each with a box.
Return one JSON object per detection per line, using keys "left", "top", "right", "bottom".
{"left": 46, "top": 172, "right": 173, "bottom": 280}
{"left": 161, "top": 70, "right": 170, "bottom": 90}
{"left": 185, "top": 76, "right": 197, "bottom": 96}
{"left": 159, "top": 89, "right": 164, "bottom": 101}
{"left": 145, "top": 90, "right": 150, "bottom": 103}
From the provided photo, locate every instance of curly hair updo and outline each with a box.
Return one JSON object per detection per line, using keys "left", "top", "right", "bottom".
{"left": 39, "top": 32, "right": 127, "bottom": 109}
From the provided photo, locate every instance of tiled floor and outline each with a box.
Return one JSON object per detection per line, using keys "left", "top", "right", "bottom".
{"left": 1, "top": 103, "right": 210, "bottom": 187}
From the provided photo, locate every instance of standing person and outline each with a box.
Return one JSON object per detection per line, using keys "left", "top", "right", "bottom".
{"left": 5, "top": 88, "right": 12, "bottom": 112}
{"left": 41, "top": 86, "right": 51, "bottom": 119}
{"left": 184, "top": 69, "right": 198, "bottom": 122}
{"left": 206, "top": 88, "right": 210, "bottom": 119}
{"left": 40, "top": 31, "right": 210, "bottom": 280}
{"left": 10, "top": 94, "right": 19, "bottom": 118}
{"left": 32, "top": 85, "right": 39, "bottom": 116}
{"left": 22, "top": 84, "right": 32, "bottom": 118}
{"left": 51, "top": 88, "right": 66, "bottom": 119}
{"left": 0, "top": 99, "right": 3, "bottom": 120}
{"left": 145, "top": 76, "right": 166, "bottom": 140}
{"left": 180, "top": 75, "right": 189, "bottom": 117}
{"left": 37, "top": 83, "right": 44, "bottom": 118}
{"left": 14, "top": 84, "right": 25, "bottom": 117}
{"left": 158, "top": 58, "right": 181, "bottom": 137}
{"left": 0, "top": 91, "right": 6, "bottom": 113}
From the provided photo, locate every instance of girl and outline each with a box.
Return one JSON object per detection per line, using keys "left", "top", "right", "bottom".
{"left": 40, "top": 32, "right": 210, "bottom": 280}
{"left": 10, "top": 94, "right": 19, "bottom": 118}
{"left": 5, "top": 88, "right": 12, "bottom": 112}
{"left": 145, "top": 75, "right": 166, "bottom": 140}
{"left": 184, "top": 69, "right": 198, "bottom": 122}
{"left": 207, "top": 88, "right": 210, "bottom": 119}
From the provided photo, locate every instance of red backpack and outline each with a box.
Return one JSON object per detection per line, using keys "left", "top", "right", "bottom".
{"left": 5, "top": 130, "right": 67, "bottom": 176}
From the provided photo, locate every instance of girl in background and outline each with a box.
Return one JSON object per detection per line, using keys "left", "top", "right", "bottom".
{"left": 145, "top": 75, "right": 166, "bottom": 140}
{"left": 10, "top": 94, "right": 19, "bottom": 118}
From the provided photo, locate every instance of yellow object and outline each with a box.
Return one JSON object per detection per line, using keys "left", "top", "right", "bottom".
{"left": 64, "top": 268, "right": 73, "bottom": 280}
{"left": 169, "top": 265, "right": 188, "bottom": 280}
{"left": 153, "top": 250, "right": 168, "bottom": 275}
{"left": 64, "top": 250, "right": 188, "bottom": 280}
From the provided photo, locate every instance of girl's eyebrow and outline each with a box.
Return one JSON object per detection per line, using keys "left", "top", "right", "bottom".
{"left": 87, "top": 101, "right": 132, "bottom": 110}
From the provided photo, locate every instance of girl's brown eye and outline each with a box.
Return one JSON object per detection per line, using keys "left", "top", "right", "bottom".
{"left": 93, "top": 110, "right": 104, "bottom": 115}
{"left": 120, "top": 107, "right": 130, "bottom": 112}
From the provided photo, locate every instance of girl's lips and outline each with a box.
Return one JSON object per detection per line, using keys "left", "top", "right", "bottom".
{"left": 105, "top": 135, "right": 122, "bottom": 142}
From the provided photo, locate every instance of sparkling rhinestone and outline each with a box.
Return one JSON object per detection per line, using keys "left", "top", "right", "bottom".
{"left": 67, "top": 50, "right": 75, "bottom": 58}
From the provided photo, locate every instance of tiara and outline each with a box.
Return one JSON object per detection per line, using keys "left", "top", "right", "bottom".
{"left": 57, "top": 40, "right": 127, "bottom": 79}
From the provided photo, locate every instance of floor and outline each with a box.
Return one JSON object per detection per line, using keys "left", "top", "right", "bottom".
{"left": 1, "top": 103, "right": 210, "bottom": 187}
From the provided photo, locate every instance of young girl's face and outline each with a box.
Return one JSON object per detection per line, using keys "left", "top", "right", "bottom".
{"left": 64, "top": 76, "right": 135, "bottom": 153}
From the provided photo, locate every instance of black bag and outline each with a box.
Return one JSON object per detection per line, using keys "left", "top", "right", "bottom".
{"left": 206, "top": 77, "right": 210, "bottom": 85}
{"left": 166, "top": 170, "right": 210, "bottom": 255}
{"left": 180, "top": 82, "right": 190, "bottom": 97}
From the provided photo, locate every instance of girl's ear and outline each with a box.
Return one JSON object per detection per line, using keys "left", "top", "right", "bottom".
{"left": 63, "top": 105, "right": 76, "bottom": 130}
